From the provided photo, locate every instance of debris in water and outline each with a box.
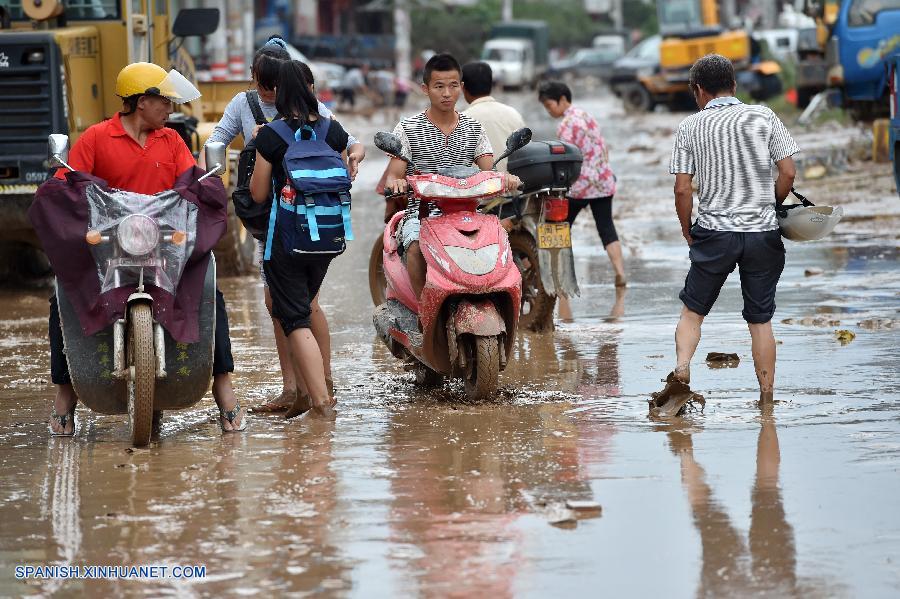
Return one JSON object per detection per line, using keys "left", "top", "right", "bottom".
{"left": 705, "top": 352, "right": 740, "bottom": 367}
{"left": 545, "top": 505, "right": 578, "bottom": 528}
{"left": 857, "top": 318, "right": 895, "bottom": 330}
{"left": 649, "top": 372, "right": 705, "bottom": 418}
{"left": 565, "top": 500, "right": 603, "bottom": 516}
{"left": 835, "top": 329, "right": 856, "bottom": 344}
{"left": 805, "top": 268, "right": 824, "bottom": 276}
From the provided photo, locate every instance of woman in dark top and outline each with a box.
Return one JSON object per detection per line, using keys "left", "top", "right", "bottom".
{"left": 250, "top": 60, "right": 350, "bottom": 420}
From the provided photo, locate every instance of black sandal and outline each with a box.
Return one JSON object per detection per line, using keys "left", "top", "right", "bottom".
{"left": 218, "top": 400, "right": 247, "bottom": 432}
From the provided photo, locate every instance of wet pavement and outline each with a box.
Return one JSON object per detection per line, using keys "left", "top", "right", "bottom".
{"left": 1, "top": 89, "right": 899, "bottom": 597}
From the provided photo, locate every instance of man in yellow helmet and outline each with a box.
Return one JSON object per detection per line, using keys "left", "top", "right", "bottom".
{"left": 48, "top": 62, "right": 246, "bottom": 435}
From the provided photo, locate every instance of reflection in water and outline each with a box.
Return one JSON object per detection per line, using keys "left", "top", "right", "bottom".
{"left": 664, "top": 403, "right": 798, "bottom": 597}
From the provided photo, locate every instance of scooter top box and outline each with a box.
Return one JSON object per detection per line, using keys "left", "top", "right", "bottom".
{"left": 507, "top": 141, "right": 583, "bottom": 193}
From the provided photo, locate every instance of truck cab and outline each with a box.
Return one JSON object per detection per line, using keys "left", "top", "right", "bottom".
{"left": 482, "top": 38, "right": 535, "bottom": 89}
{"left": 828, "top": 0, "right": 900, "bottom": 118}
{"left": 0, "top": 1, "right": 255, "bottom": 276}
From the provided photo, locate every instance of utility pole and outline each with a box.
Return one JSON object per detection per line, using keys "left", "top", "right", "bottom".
{"left": 502, "top": 0, "right": 513, "bottom": 22}
{"left": 394, "top": 0, "right": 412, "bottom": 81}
{"left": 612, "top": 0, "right": 623, "bottom": 29}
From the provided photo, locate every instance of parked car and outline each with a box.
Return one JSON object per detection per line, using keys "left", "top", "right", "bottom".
{"left": 545, "top": 47, "right": 623, "bottom": 83}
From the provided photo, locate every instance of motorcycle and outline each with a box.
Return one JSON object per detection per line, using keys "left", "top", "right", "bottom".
{"left": 42, "top": 135, "right": 226, "bottom": 446}
{"left": 482, "top": 140, "right": 583, "bottom": 332}
{"left": 369, "top": 140, "right": 583, "bottom": 334}
{"left": 372, "top": 128, "right": 531, "bottom": 400}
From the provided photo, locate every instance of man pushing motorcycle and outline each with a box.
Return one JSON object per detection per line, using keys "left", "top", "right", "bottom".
{"left": 47, "top": 63, "right": 246, "bottom": 435}
{"left": 383, "top": 53, "right": 521, "bottom": 300}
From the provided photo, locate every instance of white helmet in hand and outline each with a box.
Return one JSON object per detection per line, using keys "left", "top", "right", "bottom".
{"left": 777, "top": 189, "right": 843, "bottom": 241}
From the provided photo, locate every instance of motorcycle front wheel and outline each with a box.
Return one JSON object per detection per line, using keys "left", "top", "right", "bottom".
{"left": 509, "top": 231, "right": 556, "bottom": 333}
{"left": 128, "top": 303, "right": 155, "bottom": 447}
{"left": 464, "top": 335, "right": 500, "bottom": 401}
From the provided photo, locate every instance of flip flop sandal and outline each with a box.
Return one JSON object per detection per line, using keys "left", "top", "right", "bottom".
{"left": 49, "top": 409, "right": 76, "bottom": 437}
{"left": 219, "top": 400, "right": 247, "bottom": 433}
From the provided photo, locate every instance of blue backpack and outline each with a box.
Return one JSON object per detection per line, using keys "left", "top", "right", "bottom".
{"left": 263, "top": 117, "right": 353, "bottom": 260}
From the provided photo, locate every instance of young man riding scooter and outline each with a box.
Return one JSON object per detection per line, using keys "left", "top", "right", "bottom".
{"left": 47, "top": 62, "right": 246, "bottom": 435}
{"left": 384, "top": 53, "right": 522, "bottom": 300}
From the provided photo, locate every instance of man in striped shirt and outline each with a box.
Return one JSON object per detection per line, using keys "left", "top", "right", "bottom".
{"left": 668, "top": 54, "right": 798, "bottom": 400}
{"left": 384, "top": 53, "right": 520, "bottom": 299}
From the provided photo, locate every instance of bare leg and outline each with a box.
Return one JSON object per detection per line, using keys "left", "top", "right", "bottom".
{"left": 407, "top": 241, "right": 427, "bottom": 299}
{"left": 748, "top": 321, "right": 776, "bottom": 394}
{"left": 674, "top": 305, "right": 704, "bottom": 384}
{"left": 265, "top": 286, "right": 297, "bottom": 395}
{"left": 558, "top": 295, "right": 573, "bottom": 321}
{"left": 309, "top": 294, "right": 332, "bottom": 389}
{"left": 50, "top": 383, "right": 78, "bottom": 435}
{"left": 604, "top": 240, "right": 626, "bottom": 285}
{"left": 212, "top": 373, "right": 244, "bottom": 431}
{"left": 284, "top": 327, "right": 333, "bottom": 419}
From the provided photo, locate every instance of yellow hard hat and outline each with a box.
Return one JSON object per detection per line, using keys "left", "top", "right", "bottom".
{"left": 115, "top": 62, "right": 201, "bottom": 104}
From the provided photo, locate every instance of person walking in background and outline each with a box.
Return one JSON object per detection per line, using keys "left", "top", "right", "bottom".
{"left": 539, "top": 81, "right": 626, "bottom": 319}
{"left": 461, "top": 61, "right": 525, "bottom": 172}
{"left": 666, "top": 54, "right": 797, "bottom": 401}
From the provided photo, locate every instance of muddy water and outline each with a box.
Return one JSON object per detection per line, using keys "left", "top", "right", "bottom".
{"left": 2, "top": 91, "right": 899, "bottom": 597}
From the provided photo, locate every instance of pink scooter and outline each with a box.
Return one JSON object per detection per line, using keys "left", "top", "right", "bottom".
{"left": 372, "top": 128, "right": 531, "bottom": 400}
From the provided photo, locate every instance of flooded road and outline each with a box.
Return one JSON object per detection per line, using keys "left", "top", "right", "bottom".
{"left": 2, "top": 90, "right": 899, "bottom": 597}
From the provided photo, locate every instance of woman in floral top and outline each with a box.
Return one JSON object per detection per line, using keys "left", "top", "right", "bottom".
{"left": 539, "top": 81, "right": 626, "bottom": 291}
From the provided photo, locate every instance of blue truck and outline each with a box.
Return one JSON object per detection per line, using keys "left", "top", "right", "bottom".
{"left": 826, "top": 0, "right": 900, "bottom": 119}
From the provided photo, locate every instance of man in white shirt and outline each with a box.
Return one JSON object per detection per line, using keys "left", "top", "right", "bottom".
{"left": 461, "top": 62, "right": 526, "bottom": 172}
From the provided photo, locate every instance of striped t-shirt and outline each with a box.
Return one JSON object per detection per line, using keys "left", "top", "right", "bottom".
{"left": 669, "top": 97, "right": 799, "bottom": 232}
{"left": 392, "top": 111, "right": 493, "bottom": 228}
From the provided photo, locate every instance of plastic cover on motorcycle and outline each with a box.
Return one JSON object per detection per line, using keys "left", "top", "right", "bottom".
{"left": 85, "top": 186, "right": 198, "bottom": 295}
{"left": 29, "top": 168, "right": 228, "bottom": 343}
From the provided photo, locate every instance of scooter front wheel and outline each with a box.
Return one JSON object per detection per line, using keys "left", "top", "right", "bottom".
{"left": 128, "top": 303, "right": 155, "bottom": 447}
{"left": 464, "top": 336, "right": 500, "bottom": 401}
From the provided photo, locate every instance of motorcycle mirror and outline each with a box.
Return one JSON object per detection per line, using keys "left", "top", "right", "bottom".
{"left": 200, "top": 142, "right": 226, "bottom": 181}
{"left": 374, "top": 132, "right": 406, "bottom": 161}
{"left": 506, "top": 127, "right": 532, "bottom": 153}
{"left": 48, "top": 134, "right": 73, "bottom": 171}
{"left": 490, "top": 127, "right": 532, "bottom": 170}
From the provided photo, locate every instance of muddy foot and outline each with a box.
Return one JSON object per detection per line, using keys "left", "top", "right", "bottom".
{"left": 649, "top": 372, "right": 705, "bottom": 418}
{"left": 284, "top": 394, "right": 313, "bottom": 420}
{"left": 250, "top": 389, "right": 297, "bottom": 413}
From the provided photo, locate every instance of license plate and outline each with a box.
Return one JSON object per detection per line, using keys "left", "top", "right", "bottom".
{"left": 537, "top": 223, "right": 571, "bottom": 249}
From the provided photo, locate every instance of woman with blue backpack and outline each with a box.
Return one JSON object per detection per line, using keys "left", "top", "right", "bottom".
{"left": 204, "top": 37, "right": 364, "bottom": 415}
{"left": 250, "top": 60, "right": 354, "bottom": 420}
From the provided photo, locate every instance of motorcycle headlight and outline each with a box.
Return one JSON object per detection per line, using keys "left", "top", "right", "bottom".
{"left": 117, "top": 214, "right": 160, "bottom": 256}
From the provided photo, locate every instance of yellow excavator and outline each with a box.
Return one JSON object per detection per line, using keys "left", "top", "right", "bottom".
{"left": 0, "top": 0, "right": 255, "bottom": 276}
{"left": 621, "top": 0, "right": 783, "bottom": 112}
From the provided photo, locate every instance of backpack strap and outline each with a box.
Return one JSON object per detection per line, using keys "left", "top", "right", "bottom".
{"left": 302, "top": 193, "right": 321, "bottom": 241}
{"left": 263, "top": 177, "right": 279, "bottom": 261}
{"left": 267, "top": 119, "right": 297, "bottom": 146}
{"left": 245, "top": 90, "right": 268, "bottom": 126}
{"left": 339, "top": 191, "right": 353, "bottom": 241}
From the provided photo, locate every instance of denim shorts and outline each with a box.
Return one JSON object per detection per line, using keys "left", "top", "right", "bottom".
{"left": 679, "top": 225, "right": 785, "bottom": 324}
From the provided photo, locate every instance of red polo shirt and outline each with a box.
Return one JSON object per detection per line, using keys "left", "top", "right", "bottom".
{"left": 55, "top": 113, "right": 196, "bottom": 194}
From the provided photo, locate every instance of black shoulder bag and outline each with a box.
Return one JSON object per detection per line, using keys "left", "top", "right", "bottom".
{"left": 232, "top": 90, "right": 271, "bottom": 241}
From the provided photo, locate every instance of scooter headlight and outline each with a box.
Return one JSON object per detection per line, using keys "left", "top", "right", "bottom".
{"left": 117, "top": 214, "right": 160, "bottom": 256}
{"left": 444, "top": 244, "right": 500, "bottom": 276}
